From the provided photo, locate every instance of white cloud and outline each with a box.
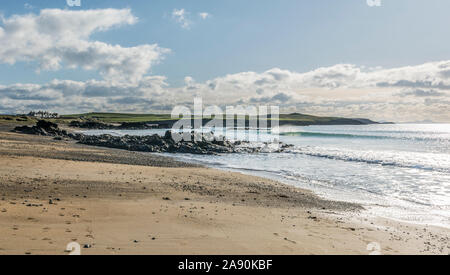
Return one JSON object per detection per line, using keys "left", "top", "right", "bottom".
{"left": 2, "top": 60, "right": 450, "bottom": 122}
{"left": 0, "top": 8, "right": 169, "bottom": 83}
{"left": 171, "top": 9, "right": 211, "bottom": 29}
{"left": 0, "top": 77, "right": 172, "bottom": 114}
{"left": 172, "top": 9, "right": 192, "bottom": 29}
{"left": 198, "top": 12, "right": 211, "bottom": 20}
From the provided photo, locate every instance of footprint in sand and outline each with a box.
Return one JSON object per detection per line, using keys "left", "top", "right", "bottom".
{"left": 283, "top": 237, "right": 297, "bottom": 244}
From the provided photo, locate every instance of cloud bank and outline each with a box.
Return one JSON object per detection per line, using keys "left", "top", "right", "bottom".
{"left": 1, "top": 60, "right": 450, "bottom": 122}
{"left": 0, "top": 8, "right": 168, "bottom": 83}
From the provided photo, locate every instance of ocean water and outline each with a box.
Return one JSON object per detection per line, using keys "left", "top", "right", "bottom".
{"left": 82, "top": 124, "right": 450, "bottom": 228}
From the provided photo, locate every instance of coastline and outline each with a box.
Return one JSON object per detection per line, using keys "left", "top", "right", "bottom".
{"left": 0, "top": 127, "right": 449, "bottom": 255}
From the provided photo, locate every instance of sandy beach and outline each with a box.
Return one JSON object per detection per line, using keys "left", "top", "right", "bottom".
{"left": 0, "top": 127, "right": 449, "bottom": 255}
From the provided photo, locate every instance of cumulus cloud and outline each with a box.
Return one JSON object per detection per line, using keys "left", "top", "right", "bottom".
{"left": 172, "top": 9, "right": 192, "bottom": 29}
{"left": 0, "top": 77, "right": 173, "bottom": 114}
{"left": 170, "top": 61, "right": 450, "bottom": 122}
{"left": 0, "top": 8, "right": 169, "bottom": 83}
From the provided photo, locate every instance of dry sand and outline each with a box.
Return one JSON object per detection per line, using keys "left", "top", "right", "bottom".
{"left": 0, "top": 130, "right": 449, "bottom": 255}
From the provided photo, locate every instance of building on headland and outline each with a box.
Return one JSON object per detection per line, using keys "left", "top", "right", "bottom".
{"left": 27, "top": 111, "right": 59, "bottom": 119}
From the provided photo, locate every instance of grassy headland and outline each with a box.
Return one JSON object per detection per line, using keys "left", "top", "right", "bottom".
{"left": 59, "top": 112, "right": 380, "bottom": 126}
{"left": 0, "top": 112, "right": 384, "bottom": 132}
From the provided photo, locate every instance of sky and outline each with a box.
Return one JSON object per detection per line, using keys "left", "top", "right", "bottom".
{"left": 0, "top": 0, "right": 450, "bottom": 122}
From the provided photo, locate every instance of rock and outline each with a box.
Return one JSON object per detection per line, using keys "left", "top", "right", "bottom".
{"left": 164, "top": 130, "right": 173, "bottom": 140}
{"left": 16, "top": 121, "right": 294, "bottom": 155}
{"left": 69, "top": 121, "right": 114, "bottom": 129}
{"left": 119, "top": 122, "right": 159, "bottom": 130}
{"left": 14, "top": 120, "right": 68, "bottom": 137}
{"left": 36, "top": 120, "right": 58, "bottom": 130}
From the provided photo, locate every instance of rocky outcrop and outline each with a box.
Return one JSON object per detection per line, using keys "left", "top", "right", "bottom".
{"left": 117, "top": 122, "right": 160, "bottom": 130}
{"left": 77, "top": 131, "right": 292, "bottom": 155}
{"left": 14, "top": 121, "right": 293, "bottom": 155}
{"left": 69, "top": 121, "right": 115, "bottom": 129}
{"left": 77, "top": 132, "right": 231, "bottom": 154}
{"left": 14, "top": 120, "right": 68, "bottom": 137}
{"left": 69, "top": 120, "right": 160, "bottom": 130}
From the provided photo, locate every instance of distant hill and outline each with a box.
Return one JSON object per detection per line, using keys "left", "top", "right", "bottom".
{"left": 60, "top": 112, "right": 381, "bottom": 127}
{"left": 277, "top": 113, "right": 380, "bottom": 126}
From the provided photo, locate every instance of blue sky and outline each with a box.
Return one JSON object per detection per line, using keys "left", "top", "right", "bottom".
{"left": 2, "top": 0, "right": 450, "bottom": 86}
{"left": 0, "top": 0, "right": 450, "bottom": 122}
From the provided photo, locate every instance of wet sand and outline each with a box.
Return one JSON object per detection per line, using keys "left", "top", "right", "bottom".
{"left": 0, "top": 129, "right": 449, "bottom": 255}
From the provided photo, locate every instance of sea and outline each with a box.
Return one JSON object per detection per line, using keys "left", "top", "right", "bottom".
{"left": 81, "top": 124, "right": 450, "bottom": 228}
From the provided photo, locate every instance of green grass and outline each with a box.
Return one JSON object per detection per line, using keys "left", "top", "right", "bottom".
{"left": 61, "top": 113, "right": 175, "bottom": 123}
{"left": 279, "top": 113, "right": 343, "bottom": 122}
{"left": 0, "top": 112, "right": 376, "bottom": 127}
{"left": 61, "top": 112, "right": 373, "bottom": 125}
{"left": 0, "top": 115, "right": 38, "bottom": 125}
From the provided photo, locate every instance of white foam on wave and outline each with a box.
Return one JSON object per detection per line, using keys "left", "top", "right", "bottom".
{"left": 286, "top": 146, "right": 450, "bottom": 173}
